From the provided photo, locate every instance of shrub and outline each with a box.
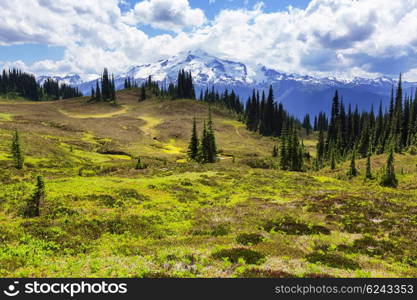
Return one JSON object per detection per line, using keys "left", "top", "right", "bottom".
{"left": 338, "top": 235, "right": 402, "bottom": 257}
{"left": 263, "top": 216, "right": 330, "bottom": 235}
{"left": 242, "top": 158, "right": 274, "bottom": 169}
{"left": 116, "top": 189, "right": 150, "bottom": 203}
{"left": 212, "top": 248, "right": 265, "bottom": 264}
{"left": 211, "top": 224, "right": 230, "bottom": 237}
{"left": 379, "top": 150, "right": 398, "bottom": 188}
{"left": 240, "top": 268, "right": 294, "bottom": 278}
{"left": 306, "top": 252, "right": 360, "bottom": 270}
{"left": 236, "top": 233, "right": 264, "bottom": 246}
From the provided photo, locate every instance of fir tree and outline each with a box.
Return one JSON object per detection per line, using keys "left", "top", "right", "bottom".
{"left": 288, "top": 128, "right": 303, "bottom": 171}
{"left": 111, "top": 74, "right": 116, "bottom": 103}
{"left": 365, "top": 152, "right": 373, "bottom": 180}
{"left": 279, "top": 134, "right": 288, "bottom": 170}
{"left": 347, "top": 149, "right": 358, "bottom": 177}
{"left": 330, "top": 149, "right": 336, "bottom": 170}
{"left": 272, "top": 145, "right": 278, "bottom": 158}
{"left": 200, "top": 121, "right": 210, "bottom": 163}
{"left": 187, "top": 117, "right": 199, "bottom": 161}
{"left": 316, "top": 129, "right": 325, "bottom": 168}
{"left": 380, "top": 149, "right": 398, "bottom": 187}
{"left": 139, "top": 85, "right": 146, "bottom": 102}
{"left": 11, "top": 129, "right": 24, "bottom": 169}
{"left": 302, "top": 114, "right": 312, "bottom": 135}
{"left": 95, "top": 80, "right": 101, "bottom": 101}
{"left": 24, "top": 175, "right": 45, "bottom": 217}
{"left": 206, "top": 107, "right": 217, "bottom": 163}
{"left": 90, "top": 87, "right": 95, "bottom": 102}
{"left": 135, "top": 157, "right": 146, "bottom": 170}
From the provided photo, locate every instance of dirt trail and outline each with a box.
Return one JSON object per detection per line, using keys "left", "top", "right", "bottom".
{"left": 139, "top": 115, "right": 162, "bottom": 137}
{"left": 58, "top": 106, "right": 129, "bottom": 119}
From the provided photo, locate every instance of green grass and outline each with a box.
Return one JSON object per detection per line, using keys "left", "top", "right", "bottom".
{"left": 0, "top": 113, "right": 13, "bottom": 121}
{"left": 0, "top": 91, "right": 416, "bottom": 278}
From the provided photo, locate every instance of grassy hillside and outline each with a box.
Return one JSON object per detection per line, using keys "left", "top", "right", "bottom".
{"left": 0, "top": 89, "right": 416, "bottom": 278}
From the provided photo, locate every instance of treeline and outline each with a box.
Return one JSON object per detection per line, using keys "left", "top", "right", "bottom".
{"left": 124, "top": 77, "right": 139, "bottom": 89}
{"left": 198, "top": 87, "right": 244, "bottom": 115}
{"left": 245, "top": 86, "right": 296, "bottom": 137}
{"left": 136, "top": 70, "right": 196, "bottom": 101}
{"left": 90, "top": 68, "right": 117, "bottom": 103}
{"left": 135, "top": 70, "right": 244, "bottom": 116}
{"left": 243, "top": 85, "right": 305, "bottom": 171}
{"left": 168, "top": 69, "right": 195, "bottom": 99}
{"left": 277, "top": 122, "right": 308, "bottom": 171}
{"left": 42, "top": 78, "right": 82, "bottom": 100}
{"left": 0, "top": 69, "right": 82, "bottom": 101}
{"left": 315, "top": 74, "right": 417, "bottom": 169}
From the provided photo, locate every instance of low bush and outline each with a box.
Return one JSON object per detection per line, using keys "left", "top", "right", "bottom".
{"left": 236, "top": 233, "right": 264, "bottom": 246}
{"left": 263, "top": 216, "right": 330, "bottom": 235}
{"left": 306, "top": 252, "right": 360, "bottom": 270}
{"left": 239, "top": 268, "right": 294, "bottom": 278}
{"left": 242, "top": 158, "right": 274, "bottom": 169}
{"left": 212, "top": 248, "right": 265, "bottom": 264}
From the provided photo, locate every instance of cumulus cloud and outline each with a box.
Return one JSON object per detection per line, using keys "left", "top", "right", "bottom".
{"left": 184, "top": 0, "right": 417, "bottom": 79}
{"left": 1, "top": 0, "right": 417, "bottom": 79}
{"left": 123, "top": 0, "right": 206, "bottom": 32}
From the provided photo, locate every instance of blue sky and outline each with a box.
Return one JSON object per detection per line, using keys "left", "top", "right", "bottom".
{"left": 0, "top": 0, "right": 416, "bottom": 80}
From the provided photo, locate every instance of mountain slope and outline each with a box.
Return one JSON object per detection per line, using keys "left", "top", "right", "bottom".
{"left": 0, "top": 89, "right": 277, "bottom": 163}
{"left": 0, "top": 92, "right": 416, "bottom": 278}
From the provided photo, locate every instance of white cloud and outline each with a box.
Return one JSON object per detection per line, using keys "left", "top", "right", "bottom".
{"left": 1, "top": 0, "right": 417, "bottom": 79}
{"left": 123, "top": 0, "right": 206, "bottom": 32}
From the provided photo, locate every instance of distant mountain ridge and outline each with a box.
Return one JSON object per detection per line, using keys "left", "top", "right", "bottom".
{"left": 37, "top": 50, "right": 417, "bottom": 117}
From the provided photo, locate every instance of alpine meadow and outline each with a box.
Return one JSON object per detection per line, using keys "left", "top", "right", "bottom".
{"left": 0, "top": 0, "right": 417, "bottom": 281}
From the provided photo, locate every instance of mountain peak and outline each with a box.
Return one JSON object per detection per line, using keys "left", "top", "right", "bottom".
{"left": 122, "top": 49, "right": 250, "bottom": 85}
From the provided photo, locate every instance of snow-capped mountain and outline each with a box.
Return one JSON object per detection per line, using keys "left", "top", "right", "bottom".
{"left": 122, "top": 49, "right": 252, "bottom": 86}
{"left": 36, "top": 50, "right": 416, "bottom": 117}
{"left": 37, "top": 74, "right": 99, "bottom": 87}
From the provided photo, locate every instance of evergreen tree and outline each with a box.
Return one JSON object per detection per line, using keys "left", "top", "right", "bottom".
{"left": 135, "top": 157, "right": 146, "bottom": 170}
{"left": 90, "top": 87, "right": 95, "bottom": 101}
{"left": 24, "top": 175, "right": 45, "bottom": 217}
{"left": 95, "top": 80, "right": 102, "bottom": 101}
{"left": 279, "top": 128, "right": 289, "bottom": 170}
{"left": 302, "top": 114, "right": 312, "bottom": 135}
{"left": 101, "top": 68, "right": 111, "bottom": 101}
{"left": 259, "top": 85, "right": 275, "bottom": 136}
{"left": 364, "top": 152, "right": 373, "bottom": 180}
{"left": 347, "top": 149, "right": 358, "bottom": 177}
{"left": 272, "top": 145, "right": 278, "bottom": 158}
{"left": 187, "top": 117, "right": 199, "bottom": 161}
{"left": 206, "top": 107, "right": 217, "bottom": 163}
{"left": 330, "top": 149, "right": 336, "bottom": 170}
{"left": 316, "top": 129, "right": 325, "bottom": 168}
{"left": 279, "top": 132, "right": 288, "bottom": 170}
{"left": 327, "top": 90, "right": 341, "bottom": 150}
{"left": 139, "top": 84, "right": 146, "bottom": 102}
{"left": 380, "top": 149, "right": 398, "bottom": 187}
{"left": 200, "top": 121, "right": 210, "bottom": 163}
{"left": 11, "top": 129, "right": 24, "bottom": 169}
{"left": 111, "top": 74, "right": 116, "bottom": 103}
{"left": 288, "top": 128, "right": 303, "bottom": 171}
